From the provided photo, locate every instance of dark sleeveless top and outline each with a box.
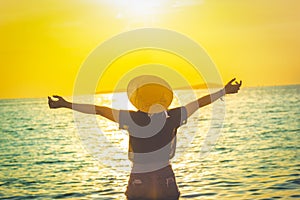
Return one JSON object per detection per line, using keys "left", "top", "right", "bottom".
{"left": 119, "top": 107, "right": 187, "bottom": 164}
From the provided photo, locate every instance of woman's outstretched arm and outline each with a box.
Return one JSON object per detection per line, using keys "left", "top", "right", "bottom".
{"left": 48, "top": 95, "right": 119, "bottom": 122}
{"left": 185, "top": 78, "right": 242, "bottom": 117}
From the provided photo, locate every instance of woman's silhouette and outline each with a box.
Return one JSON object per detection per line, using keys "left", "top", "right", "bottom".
{"left": 48, "top": 76, "right": 242, "bottom": 200}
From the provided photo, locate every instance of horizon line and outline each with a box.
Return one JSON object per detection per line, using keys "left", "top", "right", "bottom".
{"left": 0, "top": 83, "right": 299, "bottom": 100}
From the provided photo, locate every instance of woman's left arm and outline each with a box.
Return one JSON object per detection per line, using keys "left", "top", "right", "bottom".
{"left": 185, "top": 78, "right": 242, "bottom": 117}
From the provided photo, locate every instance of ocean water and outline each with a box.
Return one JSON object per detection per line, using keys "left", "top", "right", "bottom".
{"left": 0, "top": 85, "right": 299, "bottom": 199}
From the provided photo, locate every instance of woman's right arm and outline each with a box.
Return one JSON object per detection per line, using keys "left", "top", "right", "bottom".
{"left": 48, "top": 95, "right": 119, "bottom": 122}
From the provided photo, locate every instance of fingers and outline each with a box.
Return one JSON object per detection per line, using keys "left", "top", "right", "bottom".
{"left": 236, "top": 80, "right": 242, "bottom": 92}
{"left": 48, "top": 96, "right": 54, "bottom": 108}
{"left": 231, "top": 79, "right": 242, "bottom": 87}
{"left": 228, "top": 78, "right": 236, "bottom": 85}
{"left": 53, "top": 95, "right": 61, "bottom": 99}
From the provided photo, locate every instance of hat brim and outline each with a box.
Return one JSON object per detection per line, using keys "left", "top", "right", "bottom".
{"left": 127, "top": 75, "right": 173, "bottom": 113}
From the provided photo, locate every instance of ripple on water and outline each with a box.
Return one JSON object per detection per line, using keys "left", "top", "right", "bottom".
{"left": 290, "top": 194, "right": 300, "bottom": 198}
{"left": 181, "top": 192, "right": 217, "bottom": 198}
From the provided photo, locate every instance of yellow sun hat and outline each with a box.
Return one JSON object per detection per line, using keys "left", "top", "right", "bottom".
{"left": 127, "top": 75, "right": 173, "bottom": 113}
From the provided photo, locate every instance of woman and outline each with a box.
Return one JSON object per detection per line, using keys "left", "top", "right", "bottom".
{"left": 48, "top": 76, "right": 242, "bottom": 200}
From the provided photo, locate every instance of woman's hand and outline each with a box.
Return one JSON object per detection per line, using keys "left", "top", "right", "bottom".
{"left": 48, "top": 95, "right": 67, "bottom": 109}
{"left": 224, "top": 78, "right": 242, "bottom": 94}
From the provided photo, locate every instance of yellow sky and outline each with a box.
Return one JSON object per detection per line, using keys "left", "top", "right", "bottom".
{"left": 0, "top": 0, "right": 299, "bottom": 99}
